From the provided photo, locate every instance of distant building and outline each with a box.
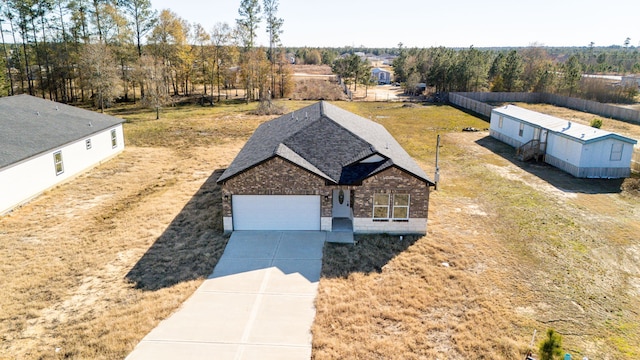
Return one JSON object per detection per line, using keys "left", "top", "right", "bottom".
{"left": 371, "top": 67, "right": 391, "bottom": 84}
{"left": 490, "top": 105, "right": 637, "bottom": 178}
{"left": 621, "top": 74, "right": 640, "bottom": 88}
{"left": 0, "top": 95, "right": 125, "bottom": 214}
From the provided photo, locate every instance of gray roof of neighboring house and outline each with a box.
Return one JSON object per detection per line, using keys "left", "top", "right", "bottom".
{"left": 493, "top": 105, "right": 637, "bottom": 145}
{"left": 0, "top": 94, "right": 125, "bottom": 169}
{"left": 218, "top": 101, "right": 433, "bottom": 185}
{"left": 371, "top": 67, "right": 390, "bottom": 74}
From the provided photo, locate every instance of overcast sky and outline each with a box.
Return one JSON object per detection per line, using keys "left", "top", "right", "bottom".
{"left": 150, "top": 0, "right": 639, "bottom": 48}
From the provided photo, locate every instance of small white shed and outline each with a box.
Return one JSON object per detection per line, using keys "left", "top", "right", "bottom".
{"left": 0, "top": 94, "right": 125, "bottom": 214}
{"left": 490, "top": 105, "right": 637, "bottom": 178}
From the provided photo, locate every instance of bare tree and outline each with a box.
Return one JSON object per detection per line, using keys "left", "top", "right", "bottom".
{"left": 210, "top": 21, "right": 231, "bottom": 102}
{"left": 135, "top": 54, "right": 171, "bottom": 119}
{"left": 147, "top": 9, "right": 190, "bottom": 96}
{"left": 193, "top": 23, "right": 210, "bottom": 96}
{"left": 79, "top": 42, "right": 118, "bottom": 111}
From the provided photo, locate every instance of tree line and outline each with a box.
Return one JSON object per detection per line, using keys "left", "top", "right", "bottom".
{"left": 2, "top": 0, "right": 638, "bottom": 110}
{"left": 0, "top": 0, "right": 293, "bottom": 113}
{"left": 391, "top": 44, "right": 640, "bottom": 103}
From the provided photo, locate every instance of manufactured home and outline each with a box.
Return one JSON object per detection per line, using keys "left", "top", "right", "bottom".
{"left": 0, "top": 95, "right": 125, "bottom": 214}
{"left": 490, "top": 105, "right": 637, "bottom": 178}
{"left": 371, "top": 68, "right": 391, "bottom": 84}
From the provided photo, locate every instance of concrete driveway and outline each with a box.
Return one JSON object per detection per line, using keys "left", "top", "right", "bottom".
{"left": 126, "top": 231, "right": 325, "bottom": 360}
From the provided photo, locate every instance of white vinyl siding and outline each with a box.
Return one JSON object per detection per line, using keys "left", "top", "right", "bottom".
{"left": 1, "top": 124, "right": 125, "bottom": 215}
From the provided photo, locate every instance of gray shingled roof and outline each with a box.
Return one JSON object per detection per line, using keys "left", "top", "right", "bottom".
{"left": 0, "top": 94, "right": 124, "bottom": 169}
{"left": 218, "top": 101, "right": 433, "bottom": 185}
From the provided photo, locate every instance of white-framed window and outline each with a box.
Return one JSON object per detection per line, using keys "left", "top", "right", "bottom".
{"left": 392, "top": 194, "right": 410, "bottom": 220}
{"left": 111, "top": 129, "right": 117, "bottom": 148}
{"left": 373, "top": 193, "right": 390, "bottom": 220}
{"left": 53, "top": 151, "right": 64, "bottom": 175}
{"left": 85, "top": 139, "right": 92, "bottom": 150}
{"left": 518, "top": 122, "right": 524, "bottom": 137}
{"left": 498, "top": 116, "right": 503, "bottom": 128}
{"left": 610, "top": 143, "right": 623, "bottom": 161}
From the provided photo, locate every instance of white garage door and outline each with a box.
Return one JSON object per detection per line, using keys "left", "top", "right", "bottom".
{"left": 232, "top": 195, "right": 321, "bottom": 231}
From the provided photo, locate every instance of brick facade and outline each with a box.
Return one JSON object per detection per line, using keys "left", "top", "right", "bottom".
{"left": 220, "top": 157, "right": 330, "bottom": 217}
{"left": 355, "top": 166, "right": 429, "bottom": 219}
{"left": 220, "top": 157, "right": 430, "bottom": 226}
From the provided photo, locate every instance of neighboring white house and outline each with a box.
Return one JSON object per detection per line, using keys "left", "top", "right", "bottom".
{"left": 490, "top": 105, "right": 637, "bottom": 178}
{"left": 0, "top": 94, "right": 125, "bottom": 215}
{"left": 371, "top": 67, "right": 391, "bottom": 84}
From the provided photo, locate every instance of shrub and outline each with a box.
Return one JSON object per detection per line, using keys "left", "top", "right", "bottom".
{"left": 590, "top": 117, "right": 603, "bottom": 129}
{"left": 251, "top": 100, "right": 287, "bottom": 115}
{"left": 538, "top": 329, "right": 563, "bottom": 360}
{"left": 622, "top": 177, "right": 640, "bottom": 194}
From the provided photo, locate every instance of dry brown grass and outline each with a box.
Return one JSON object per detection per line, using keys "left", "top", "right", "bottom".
{"left": 291, "top": 64, "right": 334, "bottom": 75}
{"left": 312, "top": 106, "right": 640, "bottom": 359}
{"left": 0, "top": 100, "right": 311, "bottom": 359}
{"left": 290, "top": 78, "right": 346, "bottom": 101}
{"left": 0, "top": 144, "right": 243, "bottom": 358}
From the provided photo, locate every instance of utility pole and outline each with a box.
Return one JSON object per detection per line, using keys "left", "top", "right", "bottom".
{"left": 434, "top": 134, "right": 441, "bottom": 190}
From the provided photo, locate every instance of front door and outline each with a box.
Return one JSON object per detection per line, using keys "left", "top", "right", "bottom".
{"left": 332, "top": 189, "right": 351, "bottom": 218}
{"left": 540, "top": 129, "right": 548, "bottom": 152}
{"left": 534, "top": 127, "right": 541, "bottom": 140}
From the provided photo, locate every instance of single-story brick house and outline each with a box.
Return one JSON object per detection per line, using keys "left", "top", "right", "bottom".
{"left": 490, "top": 105, "right": 637, "bottom": 178}
{"left": 217, "top": 101, "right": 434, "bottom": 234}
{"left": 0, "top": 94, "right": 125, "bottom": 215}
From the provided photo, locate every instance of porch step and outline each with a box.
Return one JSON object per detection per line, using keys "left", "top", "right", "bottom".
{"left": 326, "top": 231, "right": 354, "bottom": 244}
{"left": 332, "top": 217, "right": 353, "bottom": 232}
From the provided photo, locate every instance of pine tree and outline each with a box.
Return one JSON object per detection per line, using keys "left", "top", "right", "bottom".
{"left": 538, "top": 329, "right": 563, "bottom": 360}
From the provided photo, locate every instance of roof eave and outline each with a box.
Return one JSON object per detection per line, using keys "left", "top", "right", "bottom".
{"left": 360, "top": 164, "right": 435, "bottom": 187}
{"left": 217, "top": 154, "right": 337, "bottom": 185}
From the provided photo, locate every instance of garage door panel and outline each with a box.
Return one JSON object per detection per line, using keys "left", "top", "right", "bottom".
{"left": 232, "top": 195, "right": 320, "bottom": 231}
